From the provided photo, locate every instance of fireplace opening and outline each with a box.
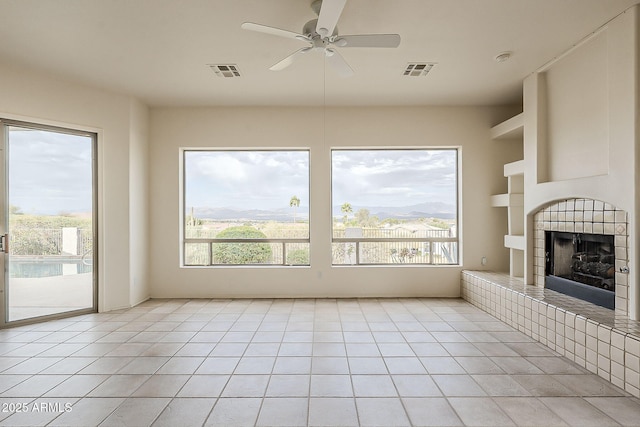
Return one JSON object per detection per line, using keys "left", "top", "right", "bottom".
{"left": 545, "top": 231, "right": 615, "bottom": 310}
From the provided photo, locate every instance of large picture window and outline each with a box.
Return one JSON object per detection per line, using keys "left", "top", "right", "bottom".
{"left": 331, "top": 148, "right": 458, "bottom": 265}
{"left": 183, "top": 150, "right": 309, "bottom": 266}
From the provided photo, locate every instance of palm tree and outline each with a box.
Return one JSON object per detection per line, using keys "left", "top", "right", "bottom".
{"left": 289, "top": 195, "right": 300, "bottom": 223}
{"left": 341, "top": 202, "right": 352, "bottom": 226}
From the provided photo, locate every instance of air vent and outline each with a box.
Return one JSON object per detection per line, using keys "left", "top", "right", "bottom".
{"left": 209, "top": 64, "right": 241, "bottom": 78}
{"left": 403, "top": 63, "right": 436, "bottom": 77}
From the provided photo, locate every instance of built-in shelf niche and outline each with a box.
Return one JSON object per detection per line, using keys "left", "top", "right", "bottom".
{"left": 491, "top": 112, "right": 525, "bottom": 278}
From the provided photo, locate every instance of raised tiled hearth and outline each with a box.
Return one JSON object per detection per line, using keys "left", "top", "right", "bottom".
{"left": 462, "top": 270, "right": 640, "bottom": 398}
{"left": 532, "top": 198, "right": 630, "bottom": 317}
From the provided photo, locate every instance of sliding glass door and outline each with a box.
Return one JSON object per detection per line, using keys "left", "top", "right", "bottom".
{"left": 0, "top": 120, "right": 97, "bottom": 326}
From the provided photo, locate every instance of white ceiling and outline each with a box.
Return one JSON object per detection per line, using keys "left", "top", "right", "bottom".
{"left": 0, "top": 0, "right": 637, "bottom": 107}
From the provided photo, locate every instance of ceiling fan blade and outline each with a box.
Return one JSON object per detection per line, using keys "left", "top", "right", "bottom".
{"left": 325, "top": 48, "right": 353, "bottom": 77}
{"left": 241, "top": 22, "right": 309, "bottom": 42}
{"left": 270, "top": 47, "right": 312, "bottom": 71}
{"left": 334, "top": 34, "right": 401, "bottom": 48}
{"left": 316, "top": 0, "right": 347, "bottom": 38}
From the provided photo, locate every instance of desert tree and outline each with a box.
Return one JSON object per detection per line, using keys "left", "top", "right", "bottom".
{"left": 289, "top": 195, "right": 300, "bottom": 223}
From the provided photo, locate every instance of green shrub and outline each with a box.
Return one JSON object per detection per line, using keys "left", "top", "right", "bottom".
{"left": 286, "top": 248, "right": 309, "bottom": 265}
{"left": 212, "top": 226, "right": 272, "bottom": 264}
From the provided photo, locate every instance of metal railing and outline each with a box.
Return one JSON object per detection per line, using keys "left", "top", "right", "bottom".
{"left": 332, "top": 237, "right": 458, "bottom": 265}
{"left": 184, "top": 238, "right": 310, "bottom": 266}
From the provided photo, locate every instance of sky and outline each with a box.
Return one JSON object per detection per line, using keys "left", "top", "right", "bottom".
{"left": 8, "top": 127, "right": 94, "bottom": 216}
{"left": 7, "top": 133, "right": 456, "bottom": 217}
{"left": 332, "top": 149, "right": 457, "bottom": 208}
{"left": 185, "top": 149, "right": 457, "bottom": 213}
{"left": 185, "top": 150, "right": 310, "bottom": 212}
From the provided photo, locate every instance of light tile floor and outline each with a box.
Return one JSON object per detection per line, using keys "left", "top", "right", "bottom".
{"left": 1, "top": 298, "right": 639, "bottom": 426}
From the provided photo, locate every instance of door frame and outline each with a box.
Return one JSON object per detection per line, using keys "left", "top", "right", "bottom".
{"left": 0, "top": 118, "right": 98, "bottom": 329}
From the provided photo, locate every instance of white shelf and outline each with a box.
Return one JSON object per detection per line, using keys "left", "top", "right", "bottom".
{"left": 490, "top": 112, "right": 524, "bottom": 140}
{"left": 491, "top": 193, "right": 524, "bottom": 207}
{"left": 492, "top": 112, "right": 527, "bottom": 281}
{"left": 504, "top": 234, "right": 525, "bottom": 251}
{"left": 504, "top": 160, "right": 525, "bottom": 177}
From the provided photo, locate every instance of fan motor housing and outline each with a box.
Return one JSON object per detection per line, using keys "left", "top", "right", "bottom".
{"left": 303, "top": 19, "right": 337, "bottom": 39}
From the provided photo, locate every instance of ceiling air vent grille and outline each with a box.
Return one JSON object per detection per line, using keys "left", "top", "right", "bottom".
{"left": 403, "top": 63, "right": 436, "bottom": 77}
{"left": 209, "top": 64, "right": 241, "bottom": 78}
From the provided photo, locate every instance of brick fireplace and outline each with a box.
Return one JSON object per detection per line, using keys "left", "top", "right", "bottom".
{"left": 532, "top": 199, "right": 630, "bottom": 317}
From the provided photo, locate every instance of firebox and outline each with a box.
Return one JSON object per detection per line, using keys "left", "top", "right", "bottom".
{"left": 545, "top": 231, "right": 615, "bottom": 309}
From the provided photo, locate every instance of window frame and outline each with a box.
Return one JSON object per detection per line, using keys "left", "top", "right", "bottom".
{"left": 180, "top": 148, "right": 311, "bottom": 267}
{"left": 330, "top": 147, "right": 460, "bottom": 266}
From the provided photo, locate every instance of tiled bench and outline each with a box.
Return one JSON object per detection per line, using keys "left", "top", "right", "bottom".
{"left": 461, "top": 270, "right": 640, "bottom": 398}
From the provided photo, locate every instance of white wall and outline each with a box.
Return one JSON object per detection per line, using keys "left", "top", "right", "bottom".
{"left": 523, "top": 6, "right": 639, "bottom": 318}
{"left": 148, "top": 106, "right": 517, "bottom": 298}
{"left": 129, "top": 99, "right": 150, "bottom": 306}
{"left": 0, "top": 61, "right": 149, "bottom": 312}
{"left": 544, "top": 32, "right": 609, "bottom": 182}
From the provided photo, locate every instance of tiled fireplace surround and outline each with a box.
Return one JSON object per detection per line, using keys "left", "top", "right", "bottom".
{"left": 462, "top": 198, "right": 640, "bottom": 398}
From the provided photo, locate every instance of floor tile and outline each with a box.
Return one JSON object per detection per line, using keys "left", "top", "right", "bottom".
{"left": 553, "top": 374, "right": 627, "bottom": 396}
{"left": 432, "top": 375, "right": 486, "bottom": 397}
{"left": 355, "top": 397, "right": 411, "bottom": 427}
{"left": 44, "top": 375, "right": 109, "bottom": 397}
{"left": 493, "top": 397, "right": 569, "bottom": 427}
{"left": 2, "top": 374, "right": 69, "bottom": 397}
{"left": 155, "top": 357, "right": 203, "bottom": 374}
{"left": 1, "top": 297, "right": 639, "bottom": 427}
{"left": 266, "top": 375, "right": 310, "bottom": 397}
{"left": 48, "top": 397, "right": 125, "bottom": 426}
{"left": 272, "top": 356, "right": 311, "bottom": 374}
{"left": 447, "top": 397, "right": 515, "bottom": 426}
{"left": 87, "top": 374, "right": 149, "bottom": 397}
{"left": 345, "top": 343, "right": 381, "bottom": 357}
{"left": 131, "top": 374, "right": 190, "bottom": 397}
{"left": 234, "top": 356, "right": 275, "bottom": 374}
{"left": 526, "top": 356, "right": 586, "bottom": 374}
{"left": 40, "top": 357, "right": 97, "bottom": 375}
{"left": 152, "top": 397, "right": 215, "bottom": 427}
{"left": 420, "top": 356, "right": 465, "bottom": 374}
{"left": 311, "top": 357, "right": 349, "bottom": 374}
{"left": 308, "top": 397, "right": 358, "bottom": 427}
{"left": 455, "top": 356, "right": 504, "bottom": 374}
{"left": 310, "top": 374, "right": 353, "bottom": 397}
{"left": 98, "top": 397, "right": 169, "bottom": 426}
{"left": 392, "top": 374, "right": 442, "bottom": 397}
{"left": 384, "top": 357, "right": 427, "bottom": 374}
{"left": 402, "top": 397, "right": 463, "bottom": 426}
{"left": 377, "top": 343, "right": 415, "bottom": 357}
{"left": 489, "top": 356, "right": 544, "bottom": 374}
{"left": 472, "top": 374, "right": 532, "bottom": 396}
{"left": 539, "top": 397, "right": 622, "bottom": 427}
{"left": 177, "top": 374, "right": 229, "bottom": 397}
{"left": 256, "top": 397, "right": 308, "bottom": 427}
{"left": 117, "top": 356, "right": 169, "bottom": 374}
{"left": 194, "top": 357, "right": 239, "bottom": 374}
{"left": 204, "top": 397, "right": 261, "bottom": 426}
{"left": 511, "top": 374, "right": 576, "bottom": 396}
{"left": 348, "top": 357, "right": 388, "bottom": 374}
{"left": 352, "top": 375, "right": 397, "bottom": 397}
{"left": 585, "top": 397, "right": 640, "bottom": 426}
{"left": 221, "top": 374, "right": 269, "bottom": 397}
{"left": 78, "top": 357, "right": 134, "bottom": 375}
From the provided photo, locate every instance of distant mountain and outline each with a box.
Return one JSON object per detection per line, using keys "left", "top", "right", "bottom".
{"left": 193, "top": 206, "right": 309, "bottom": 222}
{"left": 332, "top": 202, "right": 456, "bottom": 220}
{"left": 192, "top": 201, "right": 454, "bottom": 221}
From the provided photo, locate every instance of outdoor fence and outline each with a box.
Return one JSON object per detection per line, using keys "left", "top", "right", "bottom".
{"left": 183, "top": 226, "right": 457, "bottom": 266}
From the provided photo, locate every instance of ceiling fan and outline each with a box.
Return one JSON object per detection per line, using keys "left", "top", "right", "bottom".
{"left": 241, "top": 0, "right": 401, "bottom": 77}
